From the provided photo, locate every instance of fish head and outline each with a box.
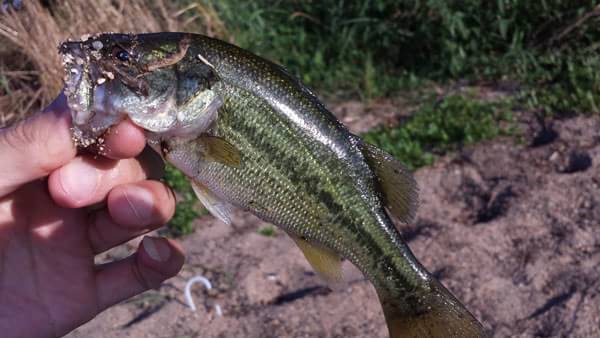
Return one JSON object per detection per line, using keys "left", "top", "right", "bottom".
{"left": 60, "top": 33, "right": 218, "bottom": 147}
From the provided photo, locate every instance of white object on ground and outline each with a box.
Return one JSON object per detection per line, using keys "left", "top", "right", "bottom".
{"left": 184, "top": 275, "right": 223, "bottom": 317}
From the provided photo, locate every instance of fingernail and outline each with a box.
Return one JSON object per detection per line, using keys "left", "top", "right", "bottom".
{"left": 143, "top": 237, "right": 171, "bottom": 262}
{"left": 59, "top": 160, "right": 99, "bottom": 205}
{"left": 119, "top": 185, "right": 154, "bottom": 225}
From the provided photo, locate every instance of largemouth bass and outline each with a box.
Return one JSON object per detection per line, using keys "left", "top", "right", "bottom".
{"left": 59, "top": 32, "right": 484, "bottom": 338}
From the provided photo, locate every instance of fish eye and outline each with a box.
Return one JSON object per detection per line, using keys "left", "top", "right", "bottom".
{"left": 112, "top": 47, "right": 130, "bottom": 62}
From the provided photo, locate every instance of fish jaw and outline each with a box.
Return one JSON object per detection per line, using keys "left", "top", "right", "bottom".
{"left": 59, "top": 36, "right": 180, "bottom": 148}
{"left": 59, "top": 33, "right": 222, "bottom": 149}
{"left": 60, "top": 39, "right": 126, "bottom": 147}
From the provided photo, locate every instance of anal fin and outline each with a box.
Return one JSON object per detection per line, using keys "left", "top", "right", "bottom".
{"left": 291, "top": 236, "right": 344, "bottom": 288}
{"left": 191, "top": 181, "right": 235, "bottom": 225}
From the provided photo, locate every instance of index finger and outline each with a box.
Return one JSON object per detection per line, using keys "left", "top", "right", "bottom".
{"left": 100, "top": 118, "right": 147, "bottom": 159}
{"left": 0, "top": 93, "right": 76, "bottom": 196}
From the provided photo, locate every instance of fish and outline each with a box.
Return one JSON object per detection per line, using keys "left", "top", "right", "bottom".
{"left": 59, "top": 32, "right": 485, "bottom": 338}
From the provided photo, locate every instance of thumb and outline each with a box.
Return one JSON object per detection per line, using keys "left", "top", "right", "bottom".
{"left": 0, "top": 92, "right": 76, "bottom": 196}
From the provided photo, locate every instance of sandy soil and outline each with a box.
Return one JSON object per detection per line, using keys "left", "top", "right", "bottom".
{"left": 67, "top": 111, "right": 599, "bottom": 338}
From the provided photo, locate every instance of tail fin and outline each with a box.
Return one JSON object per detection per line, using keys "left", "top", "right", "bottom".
{"left": 380, "top": 280, "right": 485, "bottom": 338}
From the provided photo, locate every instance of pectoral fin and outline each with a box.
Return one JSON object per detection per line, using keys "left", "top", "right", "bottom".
{"left": 359, "top": 139, "right": 419, "bottom": 224}
{"left": 198, "top": 135, "right": 242, "bottom": 167}
{"left": 292, "top": 236, "right": 344, "bottom": 287}
{"left": 191, "top": 181, "right": 235, "bottom": 225}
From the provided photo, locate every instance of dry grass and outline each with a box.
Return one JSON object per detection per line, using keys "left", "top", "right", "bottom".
{"left": 0, "top": 0, "right": 226, "bottom": 127}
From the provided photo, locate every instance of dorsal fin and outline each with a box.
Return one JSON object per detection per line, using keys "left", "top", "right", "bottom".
{"left": 358, "top": 139, "right": 419, "bottom": 224}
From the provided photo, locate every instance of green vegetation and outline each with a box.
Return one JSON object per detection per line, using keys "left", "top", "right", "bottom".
{"left": 162, "top": 164, "right": 205, "bottom": 236}
{"left": 257, "top": 225, "right": 277, "bottom": 237}
{"left": 519, "top": 53, "right": 600, "bottom": 115}
{"left": 202, "top": 0, "right": 600, "bottom": 114}
{"left": 202, "top": 0, "right": 428, "bottom": 98}
{"left": 363, "top": 95, "right": 514, "bottom": 169}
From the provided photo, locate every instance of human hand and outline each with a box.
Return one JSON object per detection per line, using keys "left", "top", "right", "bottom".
{"left": 0, "top": 93, "right": 184, "bottom": 338}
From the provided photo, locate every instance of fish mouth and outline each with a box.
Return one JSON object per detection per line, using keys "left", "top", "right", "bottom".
{"left": 60, "top": 41, "right": 94, "bottom": 125}
{"left": 60, "top": 38, "right": 125, "bottom": 149}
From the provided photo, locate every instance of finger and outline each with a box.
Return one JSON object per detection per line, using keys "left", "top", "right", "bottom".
{"left": 48, "top": 146, "right": 164, "bottom": 208}
{"left": 88, "top": 181, "right": 176, "bottom": 254}
{"left": 95, "top": 236, "right": 184, "bottom": 311}
{"left": 108, "top": 180, "right": 175, "bottom": 228}
{"left": 102, "top": 119, "right": 146, "bottom": 159}
{"left": 0, "top": 93, "right": 76, "bottom": 196}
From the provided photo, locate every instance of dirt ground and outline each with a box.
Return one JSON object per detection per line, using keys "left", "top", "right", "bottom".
{"left": 67, "top": 108, "right": 599, "bottom": 338}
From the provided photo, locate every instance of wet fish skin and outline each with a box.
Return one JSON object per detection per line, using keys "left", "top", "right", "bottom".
{"left": 59, "top": 32, "right": 485, "bottom": 338}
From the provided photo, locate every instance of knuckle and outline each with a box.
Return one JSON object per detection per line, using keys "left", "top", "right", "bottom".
{"left": 2, "top": 119, "right": 37, "bottom": 151}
